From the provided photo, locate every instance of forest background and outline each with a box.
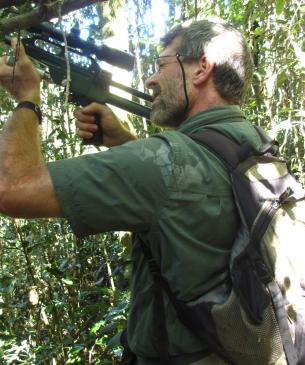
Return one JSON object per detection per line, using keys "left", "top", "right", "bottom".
{"left": 0, "top": 0, "right": 304, "bottom": 364}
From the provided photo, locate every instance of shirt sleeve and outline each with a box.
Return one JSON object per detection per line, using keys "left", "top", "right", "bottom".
{"left": 47, "top": 137, "right": 172, "bottom": 237}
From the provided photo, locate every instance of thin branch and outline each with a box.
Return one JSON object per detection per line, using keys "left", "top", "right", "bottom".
{"left": 0, "top": 0, "right": 108, "bottom": 36}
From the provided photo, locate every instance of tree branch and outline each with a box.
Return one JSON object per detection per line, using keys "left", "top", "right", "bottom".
{"left": 0, "top": 0, "right": 28, "bottom": 9}
{"left": 0, "top": 0, "right": 108, "bottom": 35}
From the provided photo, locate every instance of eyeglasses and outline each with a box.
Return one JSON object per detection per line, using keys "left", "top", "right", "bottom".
{"left": 153, "top": 53, "right": 187, "bottom": 73}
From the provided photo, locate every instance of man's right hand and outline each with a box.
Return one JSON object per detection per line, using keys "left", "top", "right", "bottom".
{"left": 74, "top": 103, "right": 137, "bottom": 147}
{"left": 0, "top": 38, "right": 41, "bottom": 105}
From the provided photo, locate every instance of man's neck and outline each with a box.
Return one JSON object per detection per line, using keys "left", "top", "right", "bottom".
{"left": 188, "top": 98, "right": 233, "bottom": 119}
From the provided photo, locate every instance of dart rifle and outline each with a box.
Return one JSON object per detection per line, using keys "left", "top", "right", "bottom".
{"left": 5, "top": 22, "right": 152, "bottom": 146}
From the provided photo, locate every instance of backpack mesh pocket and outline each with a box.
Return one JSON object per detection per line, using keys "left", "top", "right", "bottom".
{"left": 212, "top": 291, "right": 284, "bottom": 365}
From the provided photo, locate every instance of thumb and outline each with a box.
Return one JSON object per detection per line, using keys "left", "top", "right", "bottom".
{"left": 81, "top": 102, "right": 106, "bottom": 115}
{"left": 10, "top": 38, "right": 26, "bottom": 61}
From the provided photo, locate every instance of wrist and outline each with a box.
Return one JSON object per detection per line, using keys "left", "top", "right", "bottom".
{"left": 19, "top": 97, "right": 41, "bottom": 106}
{"left": 117, "top": 129, "right": 137, "bottom": 145}
{"left": 105, "top": 130, "right": 137, "bottom": 148}
{"left": 19, "top": 92, "right": 41, "bottom": 106}
{"left": 123, "top": 131, "right": 137, "bottom": 143}
{"left": 15, "top": 101, "right": 42, "bottom": 124}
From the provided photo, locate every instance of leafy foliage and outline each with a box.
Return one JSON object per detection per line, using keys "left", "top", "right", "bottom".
{"left": 0, "top": 0, "right": 304, "bottom": 364}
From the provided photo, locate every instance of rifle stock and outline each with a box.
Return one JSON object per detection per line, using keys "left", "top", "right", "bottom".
{"left": 4, "top": 23, "right": 152, "bottom": 146}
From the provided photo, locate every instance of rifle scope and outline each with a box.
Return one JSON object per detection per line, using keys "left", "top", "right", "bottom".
{"left": 27, "top": 22, "right": 135, "bottom": 71}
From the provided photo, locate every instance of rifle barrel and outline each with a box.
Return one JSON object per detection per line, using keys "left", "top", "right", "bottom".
{"left": 111, "top": 80, "right": 152, "bottom": 102}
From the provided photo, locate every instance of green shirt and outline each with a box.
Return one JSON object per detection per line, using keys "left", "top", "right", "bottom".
{"left": 48, "top": 105, "right": 262, "bottom": 358}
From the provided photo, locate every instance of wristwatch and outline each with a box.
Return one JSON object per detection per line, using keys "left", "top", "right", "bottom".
{"left": 15, "top": 101, "right": 42, "bottom": 124}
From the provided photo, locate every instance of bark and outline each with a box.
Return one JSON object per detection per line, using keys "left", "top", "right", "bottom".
{"left": 0, "top": 0, "right": 108, "bottom": 35}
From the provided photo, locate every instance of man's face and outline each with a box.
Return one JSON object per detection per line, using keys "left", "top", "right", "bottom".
{"left": 145, "top": 39, "right": 190, "bottom": 128}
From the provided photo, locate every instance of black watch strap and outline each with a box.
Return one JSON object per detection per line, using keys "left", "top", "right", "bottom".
{"left": 15, "top": 101, "right": 42, "bottom": 124}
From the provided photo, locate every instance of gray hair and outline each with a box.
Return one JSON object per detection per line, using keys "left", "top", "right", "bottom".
{"left": 161, "top": 19, "right": 253, "bottom": 105}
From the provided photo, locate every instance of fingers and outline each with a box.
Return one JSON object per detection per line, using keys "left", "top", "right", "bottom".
{"left": 0, "top": 56, "right": 12, "bottom": 75}
{"left": 74, "top": 108, "right": 96, "bottom": 124}
{"left": 0, "top": 38, "right": 41, "bottom": 102}
{"left": 10, "top": 38, "right": 19, "bottom": 55}
{"left": 74, "top": 102, "right": 133, "bottom": 147}
{"left": 75, "top": 119, "right": 98, "bottom": 138}
{"left": 74, "top": 102, "right": 126, "bottom": 146}
{"left": 74, "top": 103, "right": 103, "bottom": 139}
{"left": 11, "top": 38, "right": 27, "bottom": 63}
{"left": 77, "top": 128, "right": 95, "bottom": 139}
{"left": 0, "top": 39, "right": 24, "bottom": 69}
{"left": 0, "top": 52, "right": 15, "bottom": 76}
{"left": 74, "top": 103, "right": 110, "bottom": 125}
{"left": 80, "top": 102, "right": 112, "bottom": 117}
{"left": 0, "top": 39, "right": 28, "bottom": 80}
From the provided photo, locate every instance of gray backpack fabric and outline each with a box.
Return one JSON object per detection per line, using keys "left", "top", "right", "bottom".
{"left": 141, "top": 127, "right": 305, "bottom": 365}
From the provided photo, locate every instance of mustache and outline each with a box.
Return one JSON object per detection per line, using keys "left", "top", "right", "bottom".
{"left": 152, "top": 85, "right": 161, "bottom": 99}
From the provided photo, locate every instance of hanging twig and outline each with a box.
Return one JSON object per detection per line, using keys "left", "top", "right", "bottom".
{"left": 57, "top": 1, "right": 78, "bottom": 156}
{"left": 57, "top": 4, "right": 71, "bottom": 118}
{"left": 102, "top": 235, "right": 116, "bottom": 293}
{"left": 57, "top": 0, "right": 71, "bottom": 108}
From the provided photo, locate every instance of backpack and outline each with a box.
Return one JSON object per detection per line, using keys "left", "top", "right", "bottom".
{"left": 141, "top": 127, "right": 305, "bottom": 365}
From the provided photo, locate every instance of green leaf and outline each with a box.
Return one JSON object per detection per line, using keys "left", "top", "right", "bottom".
{"left": 62, "top": 278, "right": 73, "bottom": 286}
{"left": 277, "top": 72, "right": 287, "bottom": 87}
{"left": 0, "top": 275, "right": 15, "bottom": 293}
{"left": 276, "top": 0, "right": 285, "bottom": 15}
{"left": 106, "top": 332, "right": 122, "bottom": 350}
{"left": 91, "top": 320, "right": 105, "bottom": 334}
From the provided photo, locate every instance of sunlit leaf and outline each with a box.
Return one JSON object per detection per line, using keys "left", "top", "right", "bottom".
{"left": 62, "top": 278, "right": 74, "bottom": 286}
{"left": 276, "top": 0, "right": 285, "bottom": 15}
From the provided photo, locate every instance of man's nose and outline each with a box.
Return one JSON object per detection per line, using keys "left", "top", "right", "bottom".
{"left": 145, "top": 73, "right": 157, "bottom": 89}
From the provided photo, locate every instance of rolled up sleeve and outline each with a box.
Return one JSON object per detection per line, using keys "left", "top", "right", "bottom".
{"left": 47, "top": 138, "right": 171, "bottom": 237}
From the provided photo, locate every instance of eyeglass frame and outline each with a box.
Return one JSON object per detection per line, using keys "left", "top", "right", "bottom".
{"left": 153, "top": 53, "right": 195, "bottom": 74}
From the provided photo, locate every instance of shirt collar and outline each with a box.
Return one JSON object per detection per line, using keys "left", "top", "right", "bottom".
{"left": 177, "top": 105, "right": 247, "bottom": 135}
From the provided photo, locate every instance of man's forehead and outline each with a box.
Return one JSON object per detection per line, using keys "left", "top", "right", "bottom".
{"left": 159, "top": 36, "right": 181, "bottom": 57}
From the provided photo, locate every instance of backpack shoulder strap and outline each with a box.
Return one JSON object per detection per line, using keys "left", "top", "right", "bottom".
{"left": 190, "top": 128, "right": 279, "bottom": 171}
{"left": 190, "top": 129, "right": 241, "bottom": 171}
{"left": 253, "top": 125, "right": 273, "bottom": 144}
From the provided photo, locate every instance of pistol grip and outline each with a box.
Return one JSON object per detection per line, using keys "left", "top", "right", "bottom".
{"left": 82, "top": 113, "right": 103, "bottom": 146}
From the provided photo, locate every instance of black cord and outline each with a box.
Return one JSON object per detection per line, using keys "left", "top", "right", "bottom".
{"left": 176, "top": 53, "right": 189, "bottom": 114}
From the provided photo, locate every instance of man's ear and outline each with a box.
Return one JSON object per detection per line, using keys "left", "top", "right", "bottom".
{"left": 193, "top": 54, "right": 215, "bottom": 86}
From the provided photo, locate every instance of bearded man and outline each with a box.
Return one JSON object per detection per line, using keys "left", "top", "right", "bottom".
{"left": 0, "top": 19, "right": 259, "bottom": 365}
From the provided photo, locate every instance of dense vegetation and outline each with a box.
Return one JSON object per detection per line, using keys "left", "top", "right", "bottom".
{"left": 0, "top": 0, "right": 304, "bottom": 363}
